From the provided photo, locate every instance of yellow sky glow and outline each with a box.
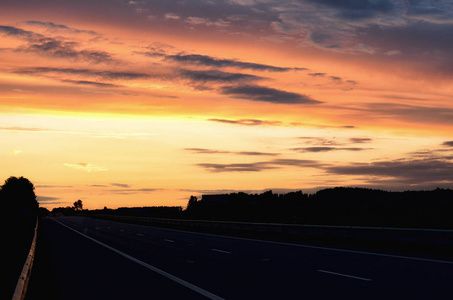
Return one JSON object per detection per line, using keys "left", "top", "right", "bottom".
{"left": 1, "top": 1, "right": 453, "bottom": 209}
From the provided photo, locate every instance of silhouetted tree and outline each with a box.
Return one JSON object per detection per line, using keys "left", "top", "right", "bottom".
{"left": 73, "top": 199, "right": 83, "bottom": 211}
{"left": 187, "top": 196, "right": 198, "bottom": 210}
{"left": 1, "top": 176, "right": 38, "bottom": 217}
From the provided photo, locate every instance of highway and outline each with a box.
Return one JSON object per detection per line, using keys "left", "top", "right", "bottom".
{"left": 27, "top": 217, "right": 453, "bottom": 299}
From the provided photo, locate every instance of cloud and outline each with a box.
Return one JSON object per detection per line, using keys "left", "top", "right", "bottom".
{"left": 220, "top": 85, "right": 321, "bottom": 104}
{"left": 208, "top": 118, "right": 283, "bottom": 126}
{"left": 179, "top": 69, "right": 264, "bottom": 84}
{"left": 325, "top": 157, "right": 453, "bottom": 186}
{"left": 350, "top": 138, "right": 373, "bottom": 144}
{"left": 358, "top": 103, "right": 453, "bottom": 126}
{"left": 443, "top": 141, "right": 453, "bottom": 147}
{"left": 295, "top": 137, "right": 373, "bottom": 148}
{"left": 404, "top": 1, "right": 453, "bottom": 24}
{"left": 23, "top": 21, "right": 98, "bottom": 35}
{"left": 271, "top": 158, "right": 325, "bottom": 168}
{"left": 208, "top": 118, "right": 354, "bottom": 129}
{"left": 20, "top": 38, "right": 112, "bottom": 63}
{"left": 165, "top": 13, "right": 181, "bottom": 20}
{"left": 19, "top": 66, "right": 262, "bottom": 88}
{"left": 62, "top": 80, "right": 120, "bottom": 88}
{"left": 260, "top": 0, "right": 447, "bottom": 58}
{"left": 63, "top": 163, "right": 108, "bottom": 172}
{"left": 308, "top": 0, "right": 394, "bottom": 20}
{"left": 89, "top": 182, "right": 159, "bottom": 194}
{"left": 163, "top": 53, "right": 299, "bottom": 72}
{"left": 0, "top": 25, "right": 112, "bottom": 63}
{"left": 292, "top": 147, "right": 370, "bottom": 153}
{"left": 361, "top": 21, "right": 453, "bottom": 76}
{"left": 108, "top": 187, "right": 159, "bottom": 194}
{"left": 184, "top": 148, "right": 229, "bottom": 154}
{"left": 185, "top": 17, "right": 231, "bottom": 28}
{"left": 195, "top": 148, "right": 453, "bottom": 188}
{"left": 36, "top": 196, "right": 60, "bottom": 202}
{"left": 298, "top": 137, "right": 340, "bottom": 145}
{"left": 0, "top": 126, "right": 49, "bottom": 132}
{"left": 111, "top": 183, "right": 131, "bottom": 188}
{"left": 184, "top": 148, "right": 279, "bottom": 156}
{"left": 308, "top": 72, "right": 326, "bottom": 77}
{"left": 197, "top": 158, "right": 322, "bottom": 172}
{"left": 197, "top": 162, "right": 277, "bottom": 172}
{"left": 237, "top": 151, "right": 280, "bottom": 156}
{"left": 35, "top": 185, "right": 73, "bottom": 188}
{"left": 16, "top": 67, "right": 150, "bottom": 80}
{"left": 0, "top": 25, "right": 40, "bottom": 40}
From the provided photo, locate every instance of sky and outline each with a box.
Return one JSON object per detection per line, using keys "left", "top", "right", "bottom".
{"left": 1, "top": 0, "right": 453, "bottom": 210}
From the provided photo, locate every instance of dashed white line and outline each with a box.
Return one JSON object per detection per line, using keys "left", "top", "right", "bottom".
{"left": 164, "top": 239, "right": 175, "bottom": 243}
{"left": 131, "top": 225, "right": 453, "bottom": 265}
{"left": 137, "top": 233, "right": 144, "bottom": 236}
{"left": 211, "top": 249, "right": 231, "bottom": 254}
{"left": 318, "top": 270, "right": 372, "bottom": 281}
{"left": 119, "top": 229, "right": 125, "bottom": 232}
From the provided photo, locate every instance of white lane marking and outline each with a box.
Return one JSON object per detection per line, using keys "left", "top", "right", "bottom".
{"left": 211, "top": 249, "right": 231, "bottom": 254}
{"left": 164, "top": 239, "right": 175, "bottom": 243}
{"left": 318, "top": 270, "right": 372, "bottom": 281}
{"left": 144, "top": 227, "right": 453, "bottom": 265}
{"left": 89, "top": 218, "right": 453, "bottom": 265}
{"left": 137, "top": 233, "right": 144, "bottom": 236}
{"left": 51, "top": 218, "right": 224, "bottom": 300}
{"left": 119, "top": 229, "right": 124, "bottom": 232}
{"left": 107, "top": 227, "right": 111, "bottom": 229}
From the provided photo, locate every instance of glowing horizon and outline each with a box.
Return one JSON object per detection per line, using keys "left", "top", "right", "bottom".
{"left": 1, "top": 0, "right": 452, "bottom": 210}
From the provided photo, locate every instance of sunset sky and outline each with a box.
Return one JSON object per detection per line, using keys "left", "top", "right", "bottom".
{"left": 1, "top": 0, "right": 453, "bottom": 210}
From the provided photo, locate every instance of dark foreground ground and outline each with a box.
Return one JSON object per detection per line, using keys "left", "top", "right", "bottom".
{"left": 2, "top": 217, "right": 36, "bottom": 300}
{"left": 25, "top": 217, "right": 453, "bottom": 300}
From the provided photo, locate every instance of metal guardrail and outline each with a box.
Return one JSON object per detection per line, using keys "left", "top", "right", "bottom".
{"left": 12, "top": 217, "right": 38, "bottom": 300}
{"left": 91, "top": 214, "right": 453, "bottom": 245}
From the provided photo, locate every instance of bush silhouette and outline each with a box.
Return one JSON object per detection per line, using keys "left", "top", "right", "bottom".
{"left": 1, "top": 176, "right": 38, "bottom": 217}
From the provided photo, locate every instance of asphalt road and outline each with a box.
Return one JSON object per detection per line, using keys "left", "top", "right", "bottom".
{"left": 27, "top": 216, "right": 453, "bottom": 299}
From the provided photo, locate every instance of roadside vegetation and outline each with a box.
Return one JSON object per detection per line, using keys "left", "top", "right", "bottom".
{"left": 75, "top": 188, "right": 453, "bottom": 229}
{"left": 1, "top": 176, "right": 39, "bottom": 299}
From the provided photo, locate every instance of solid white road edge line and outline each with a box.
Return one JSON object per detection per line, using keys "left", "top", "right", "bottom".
{"left": 318, "top": 270, "right": 372, "bottom": 281}
{"left": 51, "top": 218, "right": 224, "bottom": 300}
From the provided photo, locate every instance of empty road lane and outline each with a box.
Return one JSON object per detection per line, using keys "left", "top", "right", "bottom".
{"left": 28, "top": 217, "right": 453, "bottom": 299}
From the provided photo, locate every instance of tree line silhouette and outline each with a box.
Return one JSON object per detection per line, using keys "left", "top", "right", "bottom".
{"left": 84, "top": 187, "right": 453, "bottom": 229}
{"left": 184, "top": 188, "right": 453, "bottom": 228}
{"left": 183, "top": 188, "right": 453, "bottom": 228}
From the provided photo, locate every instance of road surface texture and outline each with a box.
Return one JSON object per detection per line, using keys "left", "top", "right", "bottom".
{"left": 26, "top": 217, "right": 453, "bottom": 299}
